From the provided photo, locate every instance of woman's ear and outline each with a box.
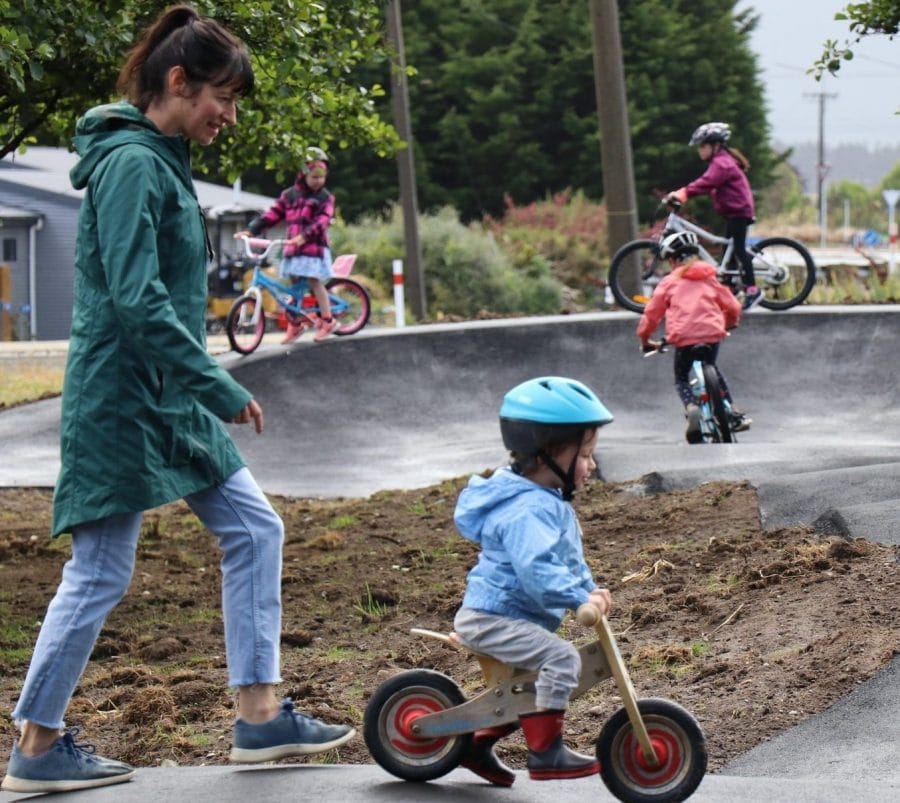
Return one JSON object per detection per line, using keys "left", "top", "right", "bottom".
{"left": 167, "top": 65, "right": 189, "bottom": 98}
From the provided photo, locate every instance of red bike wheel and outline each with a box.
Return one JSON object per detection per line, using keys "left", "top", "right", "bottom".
{"left": 596, "top": 698, "right": 707, "bottom": 802}
{"left": 363, "top": 669, "right": 470, "bottom": 782}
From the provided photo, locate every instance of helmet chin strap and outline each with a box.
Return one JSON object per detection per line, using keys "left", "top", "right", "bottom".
{"left": 538, "top": 449, "right": 578, "bottom": 502}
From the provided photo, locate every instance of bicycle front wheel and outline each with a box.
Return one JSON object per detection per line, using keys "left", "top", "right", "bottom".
{"left": 702, "top": 364, "right": 734, "bottom": 444}
{"left": 327, "top": 278, "right": 371, "bottom": 335}
{"left": 226, "top": 293, "right": 265, "bottom": 354}
{"left": 608, "top": 240, "right": 670, "bottom": 313}
{"left": 751, "top": 237, "right": 817, "bottom": 310}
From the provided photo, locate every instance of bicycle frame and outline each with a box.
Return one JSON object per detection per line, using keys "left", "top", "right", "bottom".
{"left": 233, "top": 238, "right": 351, "bottom": 329}
{"left": 687, "top": 353, "right": 734, "bottom": 444}
{"left": 661, "top": 210, "right": 739, "bottom": 279}
{"left": 644, "top": 341, "right": 735, "bottom": 444}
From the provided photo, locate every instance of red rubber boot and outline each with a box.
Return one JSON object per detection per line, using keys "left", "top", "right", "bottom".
{"left": 518, "top": 710, "right": 599, "bottom": 781}
{"left": 460, "top": 723, "right": 518, "bottom": 787}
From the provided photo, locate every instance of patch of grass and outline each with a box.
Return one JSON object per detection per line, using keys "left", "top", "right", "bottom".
{"left": 353, "top": 584, "right": 390, "bottom": 618}
{"left": 0, "top": 358, "right": 65, "bottom": 407}
{"left": 0, "top": 601, "right": 39, "bottom": 666}
{"left": 408, "top": 500, "right": 428, "bottom": 516}
{"left": 323, "top": 645, "right": 356, "bottom": 662}
{"left": 690, "top": 640, "right": 710, "bottom": 658}
{"left": 328, "top": 514, "right": 357, "bottom": 529}
{"left": 706, "top": 573, "right": 741, "bottom": 595}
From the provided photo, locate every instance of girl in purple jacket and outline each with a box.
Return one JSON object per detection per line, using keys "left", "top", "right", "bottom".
{"left": 666, "top": 122, "right": 761, "bottom": 310}
{"left": 241, "top": 147, "right": 337, "bottom": 343}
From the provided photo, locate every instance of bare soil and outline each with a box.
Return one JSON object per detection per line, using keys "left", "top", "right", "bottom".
{"left": 1, "top": 477, "right": 898, "bottom": 777}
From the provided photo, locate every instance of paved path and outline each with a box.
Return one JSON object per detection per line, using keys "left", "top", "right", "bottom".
{"left": 1, "top": 306, "right": 898, "bottom": 801}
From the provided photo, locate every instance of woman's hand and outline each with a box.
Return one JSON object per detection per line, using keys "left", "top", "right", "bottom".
{"left": 233, "top": 229, "right": 251, "bottom": 239}
{"left": 288, "top": 234, "right": 306, "bottom": 247}
{"left": 232, "top": 399, "right": 264, "bottom": 434}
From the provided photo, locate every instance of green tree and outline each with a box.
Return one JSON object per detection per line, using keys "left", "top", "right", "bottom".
{"left": 332, "top": 0, "right": 775, "bottom": 225}
{"left": 0, "top": 0, "right": 400, "bottom": 179}
{"left": 878, "top": 159, "right": 900, "bottom": 191}
{"left": 813, "top": 0, "right": 900, "bottom": 77}
{"left": 827, "top": 179, "right": 883, "bottom": 231}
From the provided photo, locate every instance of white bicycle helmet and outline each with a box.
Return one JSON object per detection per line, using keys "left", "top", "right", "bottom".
{"left": 689, "top": 122, "right": 731, "bottom": 146}
{"left": 659, "top": 230, "right": 700, "bottom": 259}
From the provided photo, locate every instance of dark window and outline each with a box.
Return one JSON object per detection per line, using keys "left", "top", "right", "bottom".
{"left": 2, "top": 238, "right": 16, "bottom": 262}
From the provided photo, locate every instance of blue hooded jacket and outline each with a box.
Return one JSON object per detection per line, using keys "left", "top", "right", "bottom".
{"left": 455, "top": 467, "right": 598, "bottom": 631}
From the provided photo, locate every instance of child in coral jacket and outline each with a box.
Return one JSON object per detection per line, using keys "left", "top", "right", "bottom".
{"left": 637, "top": 230, "right": 750, "bottom": 442}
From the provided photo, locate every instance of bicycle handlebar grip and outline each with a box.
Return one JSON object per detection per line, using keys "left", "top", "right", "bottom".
{"left": 247, "top": 237, "right": 271, "bottom": 249}
{"left": 576, "top": 603, "right": 602, "bottom": 626}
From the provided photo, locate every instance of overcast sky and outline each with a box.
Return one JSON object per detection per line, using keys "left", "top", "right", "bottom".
{"left": 737, "top": 0, "right": 900, "bottom": 148}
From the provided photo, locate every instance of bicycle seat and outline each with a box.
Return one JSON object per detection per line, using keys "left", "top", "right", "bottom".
{"left": 686, "top": 343, "right": 716, "bottom": 362}
{"left": 410, "top": 628, "right": 519, "bottom": 685}
{"left": 331, "top": 254, "right": 357, "bottom": 277}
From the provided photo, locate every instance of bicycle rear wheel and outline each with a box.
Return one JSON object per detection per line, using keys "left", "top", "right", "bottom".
{"left": 327, "top": 278, "right": 371, "bottom": 335}
{"left": 750, "top": 237, "right": 817, "bottom": 310}
{"left": 608, "top": 239, "right": 669, "bottom": 313}
{"left": 226, "top": 293, "right": 265, "bottom": 354}
{"left": 702, "top": 364, "right": 734, "bottom": 443}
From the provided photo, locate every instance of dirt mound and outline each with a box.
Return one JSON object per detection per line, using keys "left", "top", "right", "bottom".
{"left": 1, "top": 479, "right": 897, "bottom": 773}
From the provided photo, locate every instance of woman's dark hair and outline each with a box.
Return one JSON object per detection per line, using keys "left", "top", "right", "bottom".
{"left": 117, "top": 4, "right": 254, "bottom": 110}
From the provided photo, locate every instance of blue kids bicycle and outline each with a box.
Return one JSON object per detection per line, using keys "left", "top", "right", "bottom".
{"left": 644, "top": 339, "right": 736, "bottom": 444}
{"left": 226, "top": 236, "right": 370, "bottom": 354}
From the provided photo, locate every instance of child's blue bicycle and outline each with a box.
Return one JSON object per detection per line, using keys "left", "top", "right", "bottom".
{"left": 225, "top": 236, "right": 371, "bottom": 354}
{"left": 644, "top": 339, "right": 736, "bottom": 444}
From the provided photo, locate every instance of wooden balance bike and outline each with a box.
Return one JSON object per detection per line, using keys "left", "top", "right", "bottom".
{"left": 363, "top": 603, "right": 707, "bottom": 802}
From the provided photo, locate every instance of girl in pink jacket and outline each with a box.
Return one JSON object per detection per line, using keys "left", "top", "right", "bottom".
{"left": 637, "top": 231, "right": 750, "bottom": 442}
{"left": 666, "top": 122, "right": 760, "bottom": 310}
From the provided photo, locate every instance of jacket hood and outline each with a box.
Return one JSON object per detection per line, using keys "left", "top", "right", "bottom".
{"left": 455, "top": 468, "right": 559, "bottom": 544}
{"left": 681, "top": 261, "right": 718, "bottom": 281}
{"left": 70, "top": 101, "right": 193, "bottom": 191}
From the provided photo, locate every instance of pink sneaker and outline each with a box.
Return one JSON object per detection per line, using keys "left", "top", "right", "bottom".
{"left": 280, "top": 320, "right": 306, "bottom": 344}
{"left": 313, "top": 317, "right": 337, "bottom": 342}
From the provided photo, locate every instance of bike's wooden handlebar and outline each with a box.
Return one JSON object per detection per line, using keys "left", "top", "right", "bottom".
{"left": 576, "top": 602, "right": 603, "bottom": 626}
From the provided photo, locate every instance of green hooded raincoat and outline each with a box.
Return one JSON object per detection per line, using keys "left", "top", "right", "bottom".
{"left": 52, "top": 102, "right": 251, "bottom": 536}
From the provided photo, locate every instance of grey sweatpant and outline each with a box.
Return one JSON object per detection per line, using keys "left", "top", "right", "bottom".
{"left": 454, "top": 607, "right": 580, "bottom": 710}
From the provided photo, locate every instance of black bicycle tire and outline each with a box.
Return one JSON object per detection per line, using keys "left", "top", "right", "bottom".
{"left": 702, "top": 364, "right": 733, "bottom": 443}
{"left": 363, "top": 669, "right": 470, "bottom": 782}
{"left": 608, "top": 239, "right": 668, "bottom": 313}
{"left": 326, "top": 278, "right": 371, "bottom": 335}
{"left": 225, "top": 293, "right": 265, "bottom": 354}
{"left": 751, "top": 236, "right": 817, "bottom": 310}
{"left": 596, "top": 697, "right": 708, "bottom": 803}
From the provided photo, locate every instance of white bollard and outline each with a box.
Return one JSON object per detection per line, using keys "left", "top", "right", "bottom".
{"left": 882, "top": 190, "right": 899, "bottom": 275}
{"left": 392, "top": 259, "right": 406, "bottom": 328}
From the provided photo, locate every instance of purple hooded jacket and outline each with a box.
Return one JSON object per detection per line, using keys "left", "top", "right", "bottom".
{"left": 682, "top": 148, "right": 754, "bottom": 219}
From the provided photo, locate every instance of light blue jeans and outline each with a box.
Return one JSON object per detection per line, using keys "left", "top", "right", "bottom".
{"left": 12, "top": 468, "right": 284, "bottom": 730}
{"left": 453, "top": 608, "right": 580, "bottom": 711}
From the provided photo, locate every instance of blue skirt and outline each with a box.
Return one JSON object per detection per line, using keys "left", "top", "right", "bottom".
{"left": 280, "top": 249, "right": 332, "bottom": 281}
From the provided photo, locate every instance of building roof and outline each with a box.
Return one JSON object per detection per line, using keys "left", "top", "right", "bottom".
{"left": 0, "top": 146, "right": 274, "bottom": 217}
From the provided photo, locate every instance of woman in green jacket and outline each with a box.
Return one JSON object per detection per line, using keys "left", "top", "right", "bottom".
{"left": 2, "top": 5, "right": 353, "bottom": 794}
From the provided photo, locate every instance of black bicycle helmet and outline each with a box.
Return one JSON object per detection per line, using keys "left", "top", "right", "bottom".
{"left": 500, "top": 377, "right": 613, "bottom": 500}
{"left": 688, "top": 122, "right": 731, "bottom": 146}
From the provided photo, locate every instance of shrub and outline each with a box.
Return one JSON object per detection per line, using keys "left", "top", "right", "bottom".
{"left": 331, "top": 205, "right": 562, "bottom": 321}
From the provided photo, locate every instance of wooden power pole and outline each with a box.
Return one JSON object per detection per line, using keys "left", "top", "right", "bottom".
{"left": 385, "top": 0, "right": 427, "bottom": 320}
{"left": 589, "top": 0, "right": 640, "bottom": 297}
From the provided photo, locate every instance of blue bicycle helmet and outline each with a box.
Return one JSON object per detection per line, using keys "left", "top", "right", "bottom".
{"left": 500, "top": 377, "right": 613, "bottom": 500}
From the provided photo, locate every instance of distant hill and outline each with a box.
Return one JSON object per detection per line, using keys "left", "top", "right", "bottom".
{"left": 778, "top": 141, "right": 900, "bottom": 190}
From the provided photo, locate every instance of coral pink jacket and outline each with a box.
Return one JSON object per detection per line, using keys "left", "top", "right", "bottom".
{"left": 637, "top": 261, "right": 741, "bottom": 347}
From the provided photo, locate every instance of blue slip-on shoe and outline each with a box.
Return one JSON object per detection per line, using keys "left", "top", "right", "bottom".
{"left": 0, "top": 727, "right": 135, "bottom": 793}
{"left": 230, "top": 698, "right": 356, "bottom": 763}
